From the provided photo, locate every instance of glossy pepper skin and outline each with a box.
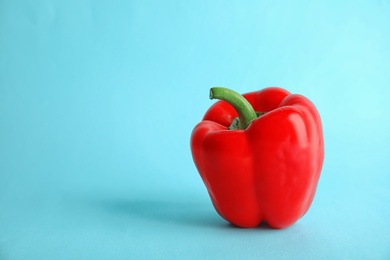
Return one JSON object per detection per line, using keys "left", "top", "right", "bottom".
{"left": 191, "top": 87, "right": 324, "bottom": 229}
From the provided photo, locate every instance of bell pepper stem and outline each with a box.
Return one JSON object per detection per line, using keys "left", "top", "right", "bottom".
{"left": 210, "top": 87, "right": 257, "bottom": 129}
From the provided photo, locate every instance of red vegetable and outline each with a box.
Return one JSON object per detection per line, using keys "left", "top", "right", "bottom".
{"left": 190, "top": 87, "right": 324, "bottom": 228}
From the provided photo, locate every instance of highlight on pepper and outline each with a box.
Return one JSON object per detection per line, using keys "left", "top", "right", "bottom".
{"left": 190, "top": 86, "right": 324, "bottom": 229}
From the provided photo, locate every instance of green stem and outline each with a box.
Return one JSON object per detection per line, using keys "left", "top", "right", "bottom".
{"left": 210, "top": 87, "right": 257, "bottom": 129}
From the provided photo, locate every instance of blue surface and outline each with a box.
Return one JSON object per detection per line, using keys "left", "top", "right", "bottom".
{"left": 1, "top": 1, "right": 390, "bottom": 259}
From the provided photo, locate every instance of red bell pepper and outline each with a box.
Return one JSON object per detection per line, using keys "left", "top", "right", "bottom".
{"left": 191, "top": 87, "right": 324, "bottom": 229}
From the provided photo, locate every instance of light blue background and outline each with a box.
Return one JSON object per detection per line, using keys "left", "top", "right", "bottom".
{"left": 1, "top": 0, "right": 389, "bottom": 259}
